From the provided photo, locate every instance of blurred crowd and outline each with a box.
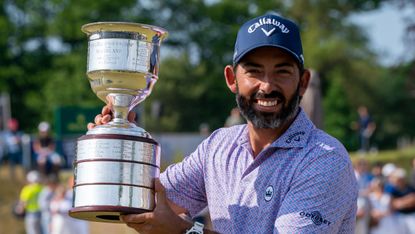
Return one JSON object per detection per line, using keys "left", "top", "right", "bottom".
{"left": 15, "top": 170, "right": 89, "bottom": 234}
{"left": 354, "top": 158, "right": 415, "bottom": 234}
{"left": 0, "top": 118, "right": 88, "bottom": 234}
{"left": 0, "top": 119, "right": 64, "bottom": 180}
{"left": 2, "top": 116, "right": 415, "bottom": 234}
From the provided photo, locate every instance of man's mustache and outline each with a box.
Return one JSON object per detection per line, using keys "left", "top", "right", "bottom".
{"left": 253, "top": 90, "right": 285, "bottom": 101}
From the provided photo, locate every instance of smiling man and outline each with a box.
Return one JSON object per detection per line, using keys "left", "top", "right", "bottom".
{"left": 92, "top": 13, "right": 358, "bottom": 234}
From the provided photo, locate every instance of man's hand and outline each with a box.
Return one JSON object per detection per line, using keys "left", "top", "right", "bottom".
{"left": 121, "top": 179, "right": 192, "bottom": 234}
{"left": 87, "top": 104, "right": 136, "bottom": 130}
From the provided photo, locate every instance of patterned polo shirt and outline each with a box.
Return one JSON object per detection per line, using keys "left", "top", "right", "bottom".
{"left": 160, "top": 109, "right": 358, "bottom": 233}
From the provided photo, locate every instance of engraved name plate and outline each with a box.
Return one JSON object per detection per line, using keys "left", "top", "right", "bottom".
{"left": 88, "top": 39, "right": 150, "bottom": 72}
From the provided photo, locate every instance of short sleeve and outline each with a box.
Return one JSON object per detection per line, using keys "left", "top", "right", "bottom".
{"left": 274, "top": 152, "right": 358, "bottom": 233}
{"left": 20, "top": 186, "right": 30, "bottom": 202}
{"left": 159, "top": 138, "right": 208, "bottom": 217}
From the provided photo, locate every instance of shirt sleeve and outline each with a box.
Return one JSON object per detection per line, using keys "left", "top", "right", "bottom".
{"left": 159, "top": 137, "right": 209, "bottom": 217}
{"left": 20, "top": 186, "right": 30, "bottom": 202}
{"left": 274, "top": 152, "right": 358, "bottom": 234}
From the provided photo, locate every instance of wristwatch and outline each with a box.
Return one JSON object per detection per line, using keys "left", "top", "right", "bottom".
{"left": 185, "top": 221, "right": 204, "bottom": 234}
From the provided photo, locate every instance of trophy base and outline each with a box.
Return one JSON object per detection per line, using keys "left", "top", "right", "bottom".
{"left": 69, "top": 206, "right": 149, "bottom": 223}
{"left": 72, "top": 132, "right": 160, "bottom": 223}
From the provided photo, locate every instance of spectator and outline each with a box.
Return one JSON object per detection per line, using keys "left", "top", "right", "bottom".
{"left": 50, "top": 185, "right": 72, "bottom": 234}
{"left": 65, "top": 176, "right": 89, "bottom": 234}
{"left": 371, "top": 162, "right": 384, "bottom": 180}
{"left": 50, "top": 178, "right": 89, "bottom": 234}
{"left": 18, "top": 170, "right": 43, "bottom": 234}
{"left": 367, "top": 178, "right": 396, "bottom": 234}
{"left": 33, "top": 122, "right": 62, "bottom": 176}
{"left": 381, "top": 163, "right": 397, "bottom": 194}
{"left": 410, "top": 158, "right": 415, "bottom": 188}
{"left": 38, "top": 174, "right": 60, "bottom": 234}
{"left": 354, "top": 159, "right": 375, "bottom": 234}
{"left": 224, "top": 107, "right": 245, "bottom": 127}
{"left": 355, "top": 195, "right": 371, "bottom": 234}
{"left": 388, "top": 168, "right": 415, "bottom": 233}
{"left": 356, "top": 105, "right": 376, "bottom": 153}
{"left": 355, "top": 158, "right": 374, "bottom": 195}
{"left": 199, "top": 122, "right": 210, "bottom": 137}
{"left": 1, "top": 118, "right": 23, "bottom": 179}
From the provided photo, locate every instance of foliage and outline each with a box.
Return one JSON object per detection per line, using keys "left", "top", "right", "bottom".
{"left": 370, "top": 61, "right": 415, "bottom": 147}
{"left": 0, "top": 0, "right": 413, "bottom": 150}
{"left": 323, "top": 74, "right": 358, "bottom": 150}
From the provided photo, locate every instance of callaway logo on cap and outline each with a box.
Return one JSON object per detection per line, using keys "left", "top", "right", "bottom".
{"left": 233, "top": 13, "right": 304, "bottom": 65}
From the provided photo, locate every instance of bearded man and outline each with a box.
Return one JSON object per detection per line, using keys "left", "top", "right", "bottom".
{"left": 91, "top": 13, "right": 358, "bottom": 234}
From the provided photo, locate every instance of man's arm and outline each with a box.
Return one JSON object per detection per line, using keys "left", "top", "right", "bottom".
{"left": 391, "top": 193, "right": 415, "bottom": 211}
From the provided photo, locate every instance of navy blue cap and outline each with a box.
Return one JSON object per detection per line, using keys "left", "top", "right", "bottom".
{"left": 233, "top": 13, "right": 304, "bottom": 65}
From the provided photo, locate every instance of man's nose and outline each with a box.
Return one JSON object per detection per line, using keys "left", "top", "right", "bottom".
{"left": 258, "top": 75, "right": 274, "bottom": 94}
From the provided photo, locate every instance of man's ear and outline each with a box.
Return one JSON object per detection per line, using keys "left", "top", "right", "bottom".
{"left": 224, "top": 65, "right": 237, "bottom": 94}
{"left": 299, "top": 69, "right": 311, "bottom": 97}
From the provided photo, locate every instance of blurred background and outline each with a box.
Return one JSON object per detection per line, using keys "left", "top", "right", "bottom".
{"left": 0, "top": 0, "right": 414, "bottom": 233}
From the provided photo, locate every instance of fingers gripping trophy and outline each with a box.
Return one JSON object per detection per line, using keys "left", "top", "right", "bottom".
{"left": 69, "top": 22, "right": 168, "bottom": 223}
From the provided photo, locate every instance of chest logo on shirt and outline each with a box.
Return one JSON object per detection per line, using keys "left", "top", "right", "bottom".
{"left": 264, "top": 185, "right": 274, "bottom": 202}
{"left": 299, "top": 211, "right": 332, "bottom": 226}
{"left": 285, "top": 131, "right": 305, "bottom": 143}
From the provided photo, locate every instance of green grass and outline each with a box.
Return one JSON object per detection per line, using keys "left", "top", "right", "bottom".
{"left": 0, "top": 167, "right": 137, "bottom": 234}
{"left": 350, "top": 146, "right": 415, "bottom": 172}
{"left": 0, "top": 166, "right": 26, "bottom": 234}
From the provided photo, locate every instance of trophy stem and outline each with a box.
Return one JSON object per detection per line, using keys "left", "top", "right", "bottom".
{"left": 107, "top": 93, "right": 136, "bottom": 125}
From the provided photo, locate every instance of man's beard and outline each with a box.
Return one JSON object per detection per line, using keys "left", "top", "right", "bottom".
{"left": 236, "top": 85, "right": 301, "bottom": 129}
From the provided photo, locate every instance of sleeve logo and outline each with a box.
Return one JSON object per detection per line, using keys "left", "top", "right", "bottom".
{"left": 299, "top": 211, "right": 331, "bottom": 226}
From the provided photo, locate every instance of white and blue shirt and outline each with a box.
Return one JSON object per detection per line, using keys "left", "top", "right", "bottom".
{"left": 160, "top": 109, "right": 358, "bottom": 233}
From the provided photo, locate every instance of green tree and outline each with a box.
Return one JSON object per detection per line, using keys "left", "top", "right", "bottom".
{"left": 3, "top": 0, "right": 410, "bottom": 152}
{"left": 2, "top": 0, "right": 140, "bottom": 131}
{"left": 142, "top": 0, "right": 389, "bottom": 149}
{"left": 371, "top": 61, "right": 415, "bottom": 148}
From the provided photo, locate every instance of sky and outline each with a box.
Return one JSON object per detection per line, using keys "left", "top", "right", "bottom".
{"left": 350, "top": 2, "right": 415, "bottom": 66}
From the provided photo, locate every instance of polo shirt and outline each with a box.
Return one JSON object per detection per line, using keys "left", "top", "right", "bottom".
{"left": 388, "top": 185, "right": 415, "bottom": 214}
{"left": 20, "top": 183, "right": 43, "bottom": 213}
{"left": 160, "top": 109, "right": 358, "bottom": 233}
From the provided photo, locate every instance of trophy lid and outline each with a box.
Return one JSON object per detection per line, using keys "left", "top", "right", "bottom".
{"left": 81, "top": 22, "right": 168, "bottom": 42}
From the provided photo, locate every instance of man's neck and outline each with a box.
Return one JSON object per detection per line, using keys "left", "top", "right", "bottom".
{"left": 247, "top": 118, "right": 294, "bottom": 158}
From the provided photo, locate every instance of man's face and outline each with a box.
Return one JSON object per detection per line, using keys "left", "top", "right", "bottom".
{"left": 234, "top": 47, "right": 303, "bottom": 129}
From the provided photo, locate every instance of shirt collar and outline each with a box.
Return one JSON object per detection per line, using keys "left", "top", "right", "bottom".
{"left": 271, "top": 108, "right": 315, "bottom": 148}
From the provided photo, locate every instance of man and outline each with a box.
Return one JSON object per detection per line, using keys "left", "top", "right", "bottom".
{"left": 91, "top": 13, "right": 358, "bottom": 233}
{"left": 1, "top": 118, "right": 23, "bottom": 179}
{"left": 356, "top": 105, "right": 376, "bottom": 153}
{"left": 18, "top": 170, "right": 43, "bottom": 234}
{"left": 388, "top": 168, "right": 415, "bottom": 233}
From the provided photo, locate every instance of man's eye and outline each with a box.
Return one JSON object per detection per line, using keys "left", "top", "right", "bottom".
{"left": 276, "top": 69, "right": 291, "bottom": 74}
{"left": 247, "top": 69, "right": 261, "bottom": 74}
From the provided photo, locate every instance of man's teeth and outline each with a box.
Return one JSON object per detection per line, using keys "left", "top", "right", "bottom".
{"left": 258, "top": 100, "right": 278, "bottom": 107}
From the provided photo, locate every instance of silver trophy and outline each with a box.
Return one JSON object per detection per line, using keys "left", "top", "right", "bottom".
{"left": 69, "top": 22, "right": 168, "bottom": 223}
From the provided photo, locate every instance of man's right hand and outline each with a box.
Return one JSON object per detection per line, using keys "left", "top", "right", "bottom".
{"left": 87, "top": 105, "right": 136, "bottom": 130}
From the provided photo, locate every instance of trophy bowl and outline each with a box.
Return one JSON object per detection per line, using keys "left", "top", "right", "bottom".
{"left": 69, "top": 22, "right": 168, "bottom": 223}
